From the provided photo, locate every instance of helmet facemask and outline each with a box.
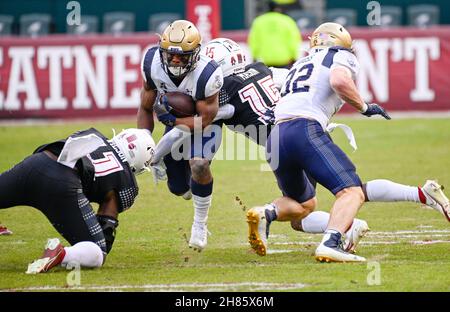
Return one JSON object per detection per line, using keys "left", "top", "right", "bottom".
{"left": 160, "top": 45, "right": 201, "bottom": 78}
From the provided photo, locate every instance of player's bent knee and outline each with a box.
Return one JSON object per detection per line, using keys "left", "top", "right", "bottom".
{"left": 189, "top": 158, "right": 210, "bottom": 177}
{"left": 291, "top": 219, "right": 303, "bottom": 231}
{"left": 301, "top": 196, "right": 317, "bottom": 214}
{"left": 336, "top": 187, "right": 365, "bottom": 204}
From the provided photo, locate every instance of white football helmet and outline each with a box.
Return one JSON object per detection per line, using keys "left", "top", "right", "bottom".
{"left": 202, "top": 38, "right": 247, "bottom": 77}
{"left": 110, "top": 128, "right": 156, "bottom": 175}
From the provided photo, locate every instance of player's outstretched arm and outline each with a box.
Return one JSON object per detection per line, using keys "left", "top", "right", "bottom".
{"left": 137, "top": 82, "right": 157, "bottom": 132}
{"left": 97, "top": 190, "right": 120, "bottom": 253}
{"left": 330, "top": 66, "right": 390, "bottom": 120}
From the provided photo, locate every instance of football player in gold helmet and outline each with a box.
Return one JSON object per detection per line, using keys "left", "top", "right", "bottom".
{"left": 138, "top": 20, "right": 224, "bottom": 252}
{"left": 309, "top": 22, "right": 353, "bottom": 51}
{"left": 159, "top": 20, "right": 202, "bottom": 78}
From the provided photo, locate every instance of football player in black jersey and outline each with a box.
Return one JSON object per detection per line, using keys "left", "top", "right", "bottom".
{"left": 0, "top": 128, "right": 155, "bottom": 273}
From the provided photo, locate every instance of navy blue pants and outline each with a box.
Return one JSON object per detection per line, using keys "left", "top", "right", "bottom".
{"left": 266, "top": 118, "right": 362, "bottom": 203}
{"left": 163, "top": 123, "right": 222, "bottom": 195}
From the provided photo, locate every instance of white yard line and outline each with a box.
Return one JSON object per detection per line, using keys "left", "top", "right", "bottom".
{"left": 368, "top": 230, "right": 450, "bottom": 235}
{"left": 6, "top": 282, "right": 308, "bottom": 292}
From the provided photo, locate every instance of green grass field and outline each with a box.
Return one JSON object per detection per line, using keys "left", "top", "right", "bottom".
{"left": 0, "top": 117, "right": 449, "bottom": 292}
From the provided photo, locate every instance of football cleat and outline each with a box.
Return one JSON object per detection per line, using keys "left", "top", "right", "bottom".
{"left": 189, "top": 222, "right": 208, "bottom": 252}
{"left": 246, "top": 206, "right": 270, "bottom": 256}
{"left": 343, "top": 219, "right": 370, "bottom": 253}
{"left": 421, "top": 180, "right": 450, "bottom": 222}
{"left": 26, "top": 238, "right": 66, "bottom": 274}
{"left": 182, "top": 190, "right": 192, "bottom": 200}
{"left": 0, "top": 225, "right": 12, "bottom": 235}
{"left": 315, "top": 231, "right": 366, "bottom": 263}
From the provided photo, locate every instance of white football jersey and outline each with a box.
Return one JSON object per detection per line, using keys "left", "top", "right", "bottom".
{"left": 141, "top": 46, "right": 223, "bottom": 101}
{"left": 275, "top": 47, "right": 359, "bottom": 130}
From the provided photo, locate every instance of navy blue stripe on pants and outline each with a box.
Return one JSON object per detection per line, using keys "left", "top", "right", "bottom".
{"left": 266, "top": 118, "right": 361, "bottom": 203}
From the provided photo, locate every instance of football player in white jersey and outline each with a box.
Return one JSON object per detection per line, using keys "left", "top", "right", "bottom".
{"left": 249, "top": 22, "right": 392, "bottom": 263}
{"left": 137, "top": 20, "right": 224, "bottom": 251}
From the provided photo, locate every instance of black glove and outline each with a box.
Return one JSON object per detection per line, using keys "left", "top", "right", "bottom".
{"left": 154, "top": 95, "right": 177, "bottom": 127}
{"left": 361, "top": 103, "right": 391, "bottom": 120}
{"left": 96, "top": 215, "right": 119, "bottom": 254}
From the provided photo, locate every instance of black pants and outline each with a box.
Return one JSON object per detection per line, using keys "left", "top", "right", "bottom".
{"left": 0, "top": 152, "right": 107, "bottom": 253}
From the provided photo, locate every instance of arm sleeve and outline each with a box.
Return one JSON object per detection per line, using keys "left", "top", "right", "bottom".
{"left": 213, "top": 104, "right": 235, "bottom": 121}
{"left": 331, "top": 50, "right": 360, "bottom": 79}
{"left": 152, "top": 128, "right": 190, "bottom": 164}
{"left": 270, "top": 67, "right": 290, "bottom": 90}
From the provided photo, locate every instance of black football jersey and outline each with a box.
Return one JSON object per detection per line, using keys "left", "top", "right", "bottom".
{"left": 219, "top": 62, "right": 278, "bottom": 145}
{"left": 34, "top": 128, "right": 138, "bottom": 212}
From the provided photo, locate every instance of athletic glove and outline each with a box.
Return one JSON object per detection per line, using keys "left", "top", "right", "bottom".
{"left": 150, "top": 159, "right": 168, "bottom": 185}
{"left": 96, "top": 215, "right": 119, "bottom": 254}
{"left": 262, "top": 109, "right": 275, "bottom": 125}
{"left": 154, "top": 95, "right": 177, "bottom": 127}
{"left": 361, "top": 103, "right": 391, "bottom": 120}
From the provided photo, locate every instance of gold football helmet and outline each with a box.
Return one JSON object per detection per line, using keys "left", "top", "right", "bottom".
{"left": 309, "top": 22, "right": 353, "bottom": 50}
{"left": 159, "top": 20, "right": 202, "bottom": 77}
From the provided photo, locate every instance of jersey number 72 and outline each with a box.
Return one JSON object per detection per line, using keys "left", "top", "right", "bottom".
{"left": 281, "top": 63, "right": 314, "bottom": 97}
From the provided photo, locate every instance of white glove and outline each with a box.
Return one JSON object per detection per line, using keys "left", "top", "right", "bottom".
{"left": 150, "top": 160, "right": 167, "bottom": 185}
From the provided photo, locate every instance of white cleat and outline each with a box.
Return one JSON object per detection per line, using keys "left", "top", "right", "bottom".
{"left": 246, "top": 206, "right": 268, "bottom": 256}
{"left": 189, "top": 222, "right": 208, "bottom": 252}
{"left": 422, "top": 180, "right": 450, "bottom": 222}
{"left": 315, "top": 231, "right": 366, "bottom": 263}
{"left": 343, "top": 219, "right": 370, "bottom": 253}
{"left": 315, "top": 243, "right": 367, "bottom": 263}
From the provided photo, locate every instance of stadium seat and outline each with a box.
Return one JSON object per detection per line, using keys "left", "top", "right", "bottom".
{"left": 326, "top": 9, "right": 357, "bottom": 27}
{"left": 285, "top": 9, "right": 320, "bottom": 30}
{"left": 407, "top": 4, "right": 439, "bottom": 28}
{"left": 0, "top": 15, "right": 14, "bottom": 36}
{"left": 20, "top": 14, "right": 51, "bottom": 37}
{"left": 67, "top": 15, "right": 98, "bottom": 35}
{"left": 149, "top": 13, "right": 181, "bottom": 34}
{"left": 378, "top": 6, "right": 402, "bottom": 27}
{"left": 103, "top": 12, "right": 135, "bottom": 35}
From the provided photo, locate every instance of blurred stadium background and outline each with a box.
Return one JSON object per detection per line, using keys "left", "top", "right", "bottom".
{"left": 0, "top": 0, "right": 449, "bottom": 119}
{"left": 0, "top": 0, "right": 449, "bottom": 292}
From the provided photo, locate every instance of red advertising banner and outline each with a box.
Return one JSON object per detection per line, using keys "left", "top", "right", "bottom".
{"left": 186, "top": 0, "right": 221, "bottom": 43}
{"left": 0, "top": 27, "right": 449, "bottom": 119}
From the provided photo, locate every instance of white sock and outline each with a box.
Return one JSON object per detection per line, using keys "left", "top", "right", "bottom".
{"left": 301, "top": 211, "right": 330, "bottom": 233}
{"left": 366, "top": 179, "right": 420, "bottom": 203}
{"left": 193, "top": 194, "right": 211, "bottom": 224}
{"left": 301, "top": 211, "right": 364, "bottom": 236}
{"left": 61, "top": 241, "right": 104, "bottom": 268}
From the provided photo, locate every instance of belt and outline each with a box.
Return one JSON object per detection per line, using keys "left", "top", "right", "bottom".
{"left": 275, "top": 115, "right": 316, "bottom": 125}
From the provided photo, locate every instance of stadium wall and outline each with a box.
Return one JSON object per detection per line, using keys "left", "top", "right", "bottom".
{"left": 0, "top": 26, "right": 449, "bottom": 119}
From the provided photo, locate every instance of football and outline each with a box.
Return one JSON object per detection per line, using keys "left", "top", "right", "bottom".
{"left": 162, "top": 92, "right": 196, "bottom": 118}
